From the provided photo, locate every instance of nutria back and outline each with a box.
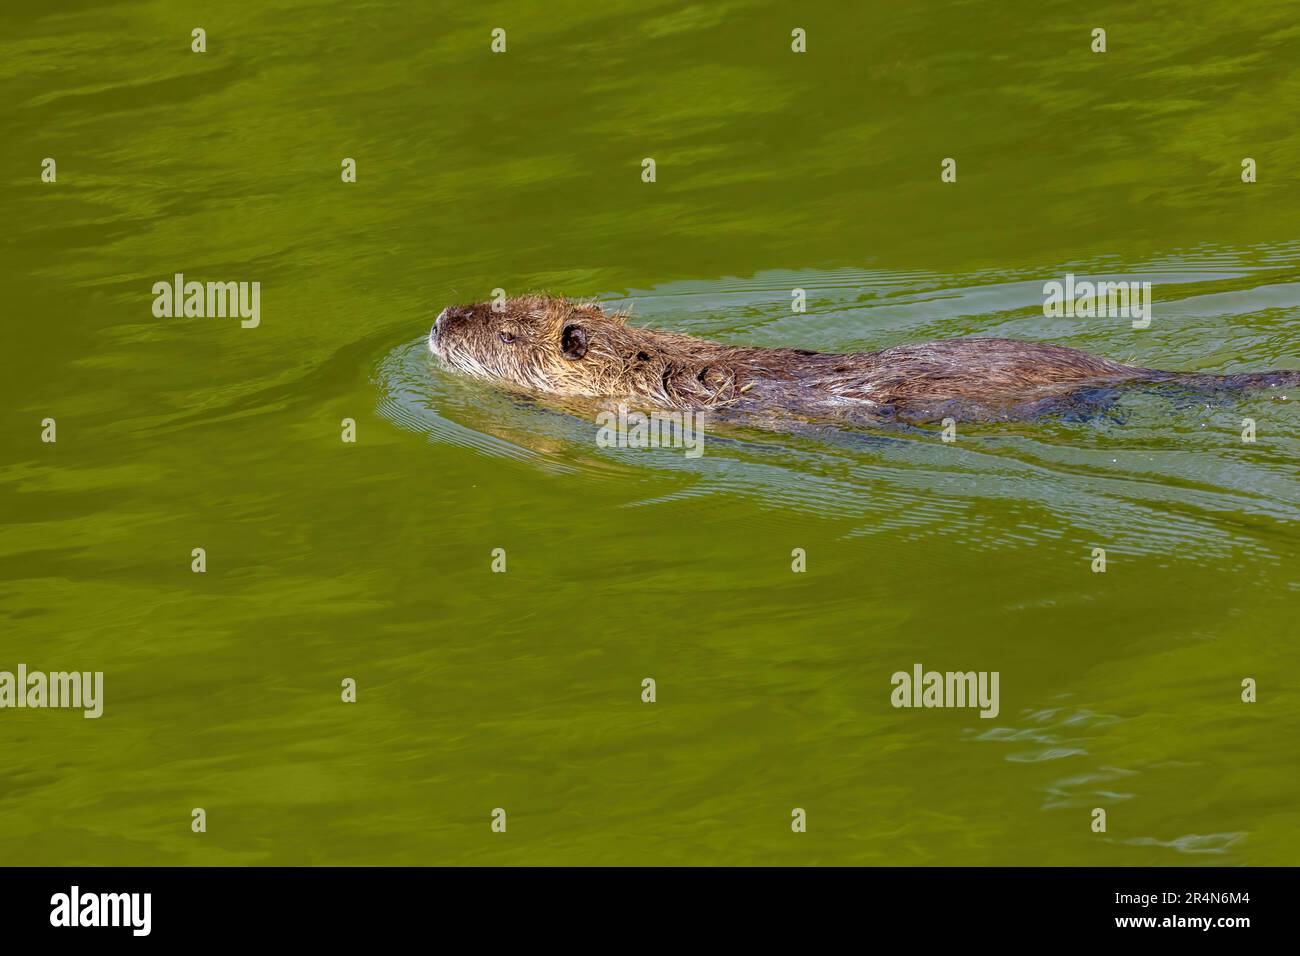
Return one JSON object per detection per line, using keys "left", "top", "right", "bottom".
{"left": 428, "top": 295, "right": 1296, "bottom": 423}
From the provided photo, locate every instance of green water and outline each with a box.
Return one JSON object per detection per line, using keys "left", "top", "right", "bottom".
{"left": 2, "top": 1, "right": 1298, "bottom": 866}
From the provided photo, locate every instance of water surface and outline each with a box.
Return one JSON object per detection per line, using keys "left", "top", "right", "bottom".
{"left": 1, "top": 0, "right": 1297, "bottom": 865}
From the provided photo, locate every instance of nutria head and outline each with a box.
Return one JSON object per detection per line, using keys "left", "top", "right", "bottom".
{"left": 429, "top": 294, "right": 746, "bottom": 407}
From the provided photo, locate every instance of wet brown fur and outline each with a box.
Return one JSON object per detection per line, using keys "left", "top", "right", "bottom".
{"left": 429, "top": 295, "right": 1297, "bottom": 423}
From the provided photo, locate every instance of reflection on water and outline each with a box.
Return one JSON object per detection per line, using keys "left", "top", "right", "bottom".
{"left": 379, "top": 261, "right": 1300, "bottom": 565}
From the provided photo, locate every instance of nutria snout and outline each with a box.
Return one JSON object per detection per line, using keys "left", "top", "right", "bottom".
{"left": 428, "top": 294, "right": 1298, "bottom": 423}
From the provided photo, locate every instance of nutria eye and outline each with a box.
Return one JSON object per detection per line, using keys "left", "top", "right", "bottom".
{"left": 499, "top": 331, "right": 515, "bottom": 344}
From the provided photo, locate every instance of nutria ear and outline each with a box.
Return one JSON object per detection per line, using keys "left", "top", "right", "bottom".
{"left": 561, "top": 324, "right": 588, "bottom": 360}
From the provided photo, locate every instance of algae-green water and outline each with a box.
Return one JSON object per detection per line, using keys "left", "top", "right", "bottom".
{"left": 1, "top": 1, "right": 1297, "bottom": 866}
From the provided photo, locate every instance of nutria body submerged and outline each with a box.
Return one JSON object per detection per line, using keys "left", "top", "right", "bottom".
{"left": 428, "top": 295, "right": 1298, "bottom": 423}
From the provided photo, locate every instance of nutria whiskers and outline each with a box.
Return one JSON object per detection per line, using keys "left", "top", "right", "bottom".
{"left": 428, "top": 295, "right": 1297, "bottom": 423}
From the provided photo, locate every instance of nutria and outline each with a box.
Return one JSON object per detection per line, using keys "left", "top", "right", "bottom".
{"left": 428, "top": 295, "right": 1297, "bottom": 423}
